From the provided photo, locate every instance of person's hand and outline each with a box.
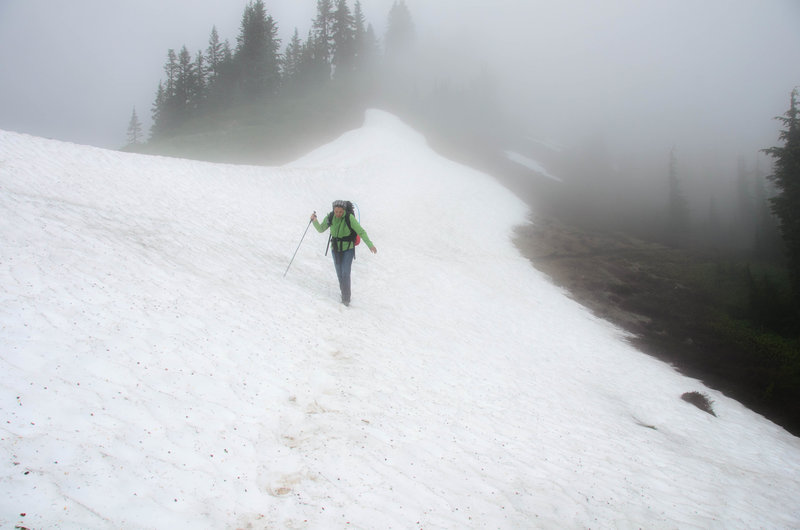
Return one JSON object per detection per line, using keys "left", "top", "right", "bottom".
{"left": 369, "top": 245, "right": 377, "bottom": 254}
{"left": 310, "top": 211, "right": 317, "bottom": 222}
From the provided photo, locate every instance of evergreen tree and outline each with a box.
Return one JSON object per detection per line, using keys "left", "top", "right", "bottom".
{"left": 150, "top": 81, "right": 167, "bottom": 139}
{"left": 281, "top": 28, "right": 304, "bottom": 87}
{"left": 332, "top": 0, "right": 356, "bottom": 77}
{"left": 204, "top": 27, "right": 237, "bottom": 108}
{"left": 382, "top": 0, "right": 415, "bottom": 101}
{"left": 362, "top": 23, "right": 380, "bottom": 66}
{"left": 734, "top": 156, "right": 756, "bottom": 249}
{"left": 174, "top": 45, "right": 196, "bottom": 117}
{"left": 222, "top": 40, "right": 233, "bottom": 65}
{"left": 213, "top": 39, "right": 236, "bottom": 105}
{"left": 191, "top": 50, "right": 207, "bottom": 112}
{"left": 312, "top": 0, "right": 336, "bottom": 76}
{"left": 353, "top": 1, "right": 367, "bottom": 56}
{"left": 763, "top": 88, "right": 800, "bottom": 302}
{"left": 753, "top": 166, "right": 782, "bottom": 258}
{"left": 667, "top": 147, "right": 690, "bottom": 245}
{"left": 126, "top": 106, "right": 143, "bottom": 145}
{"left": 384, "top": 0, "right": 414, "bottom": 60}
{"left": 205, "top": 26, "right": 224, "bottom": 85}
{"left": 300, "top": 30, "right": 327, "bottom": 85}
{"left": 349, "top": 2, "right": 378, "bottom": 72}
{"left": 151, "top": 50, "right": 180, "bottom": 136}
{"left": 164, "top": 49, "right": 179, "bottom": 97}
{"left": 235, "top": 0, "right": 281, "bottom": 100}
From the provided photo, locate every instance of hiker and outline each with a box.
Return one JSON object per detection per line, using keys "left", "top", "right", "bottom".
{"left": 311, "top": 200, "right": 377, "bottom": 306}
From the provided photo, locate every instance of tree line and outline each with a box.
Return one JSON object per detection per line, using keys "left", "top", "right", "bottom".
{"left": 126, "top": 0, "right": 413, "bottom": 143}
{"left": 764, "top": 88, "right": 800, "bottom": 316}
{"left": 661, "top": 90, "right": 800, "bottom": 333}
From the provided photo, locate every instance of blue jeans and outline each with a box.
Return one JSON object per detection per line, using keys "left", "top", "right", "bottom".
{"left": 333, "top": 248, "right": 354, "bottom": 303}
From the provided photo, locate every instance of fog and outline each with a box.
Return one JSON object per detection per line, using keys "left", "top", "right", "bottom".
{"left": 1, "top": 0, "right": 798, "bottom": 208}
{"left": 409, "top": 1, "right": 799, "bottom": 162}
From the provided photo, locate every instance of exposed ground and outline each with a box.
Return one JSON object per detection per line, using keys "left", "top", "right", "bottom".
{"left": 514, "top": 214, "right": 799, "bottom": 436}
{"left": 514, "top": 215, "right": 702, "bottom": 351}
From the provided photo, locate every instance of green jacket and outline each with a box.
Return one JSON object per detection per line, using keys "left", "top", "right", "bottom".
{"left": 313, "top": 212, "right": 374, "bottom": 252}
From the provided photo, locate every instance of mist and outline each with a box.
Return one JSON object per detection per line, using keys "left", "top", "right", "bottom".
{"left": 1, "top": 0, "right": 798, "bottom": 231}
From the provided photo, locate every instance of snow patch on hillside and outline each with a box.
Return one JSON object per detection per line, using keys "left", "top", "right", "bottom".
{"left": 505, "top": 150, "right": 563, "bottom": 182}
{"left": 1, "top": 110, "right": 799, "bottom": 529}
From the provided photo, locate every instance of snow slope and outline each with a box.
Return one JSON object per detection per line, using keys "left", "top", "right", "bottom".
{"left": 1, "top": 110, "right": 799, "bottom": 529}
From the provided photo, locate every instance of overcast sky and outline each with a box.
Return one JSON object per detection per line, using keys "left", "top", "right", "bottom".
{"left": 1, "top": 0, "right": 799, "bottom": 165}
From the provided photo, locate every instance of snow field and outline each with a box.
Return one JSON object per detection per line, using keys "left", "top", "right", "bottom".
{"left": 1, "top": 111, "right": 799, "bottom": 529}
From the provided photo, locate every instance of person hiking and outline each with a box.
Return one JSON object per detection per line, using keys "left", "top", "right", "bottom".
{"left": 311, "top": 200, "right": 377, "bottom": 306}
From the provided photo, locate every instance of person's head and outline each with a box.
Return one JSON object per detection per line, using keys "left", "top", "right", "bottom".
{"left": 332, "top": 200, "right": 347, "bottom": 218}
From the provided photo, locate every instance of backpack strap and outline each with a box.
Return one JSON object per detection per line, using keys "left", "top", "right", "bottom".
{"left": 326, "top": 212, "right": 358, "bottom": 258}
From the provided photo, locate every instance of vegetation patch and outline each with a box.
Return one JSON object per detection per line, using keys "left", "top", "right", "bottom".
{"left": 681, "top": 391, "right": 716, "bottom": 416}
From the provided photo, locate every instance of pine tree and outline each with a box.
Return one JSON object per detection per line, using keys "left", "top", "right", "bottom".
{"left": 667, "top": 147, "right": 690, "bottom": 245}
{"left": 332, "top": 0, "right": 356, "bottom": 77}
{"left": 164, "top": 49, "right": 179, "bottom": 97}
{"left": 151, "top": 50, "right": 180, "bottom": 137}
{"left": 384, "top": 0, "right": 414, "bottom": 60}
{"left": 281, "top": 28, "right": 303, "bottom": 86}
{"left": 753, "top": 165, "right": 782, "bottom": 258}
{"left": 362, "top": 23, "right": 379, "bottom": 66}
{"left": 734, "top": 156, "right": 756, "bottom": 248}
{"left": 207, "top": 39, "right": 236, "bottom": 107}
{"left": 174, "top": 45, "right": 195, "bottom": 117}
{"left": 150, "top": 81, "right": 167, "bottom": 139}
{"left": 382, "top": 0, "right": 415, "bottom": 100}
{"left": 191, "top": 50, "right": 207, "bottom": 112}
{"left": 312, "top": 0, "right": 335, "bottom": 76}
{"left": 350, "top": 2, "right": 378, "bottom": 73}
{"left": 300, "top": 30, "right": 326, "bottom": 85}
{"left": 353, "top": 1, "right": 366, "bottom": 55}
{"left": 235, "top": 0, "right": 281, "bottom": 100}
{"left": 126, "top": 107, "right": 143, "bottom": 145}
{"left": 763, "top": 88, "right": 800, "bottom": 302}
{"left": 222, "top": 40, "right": 233, "bottom": 65}
{"left": 206, "top": 26, "right": 224, "bottom": 85}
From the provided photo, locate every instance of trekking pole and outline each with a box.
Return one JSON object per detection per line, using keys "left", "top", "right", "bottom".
{"left": 284, "top": 212, "right": 314, "bottom": 278}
